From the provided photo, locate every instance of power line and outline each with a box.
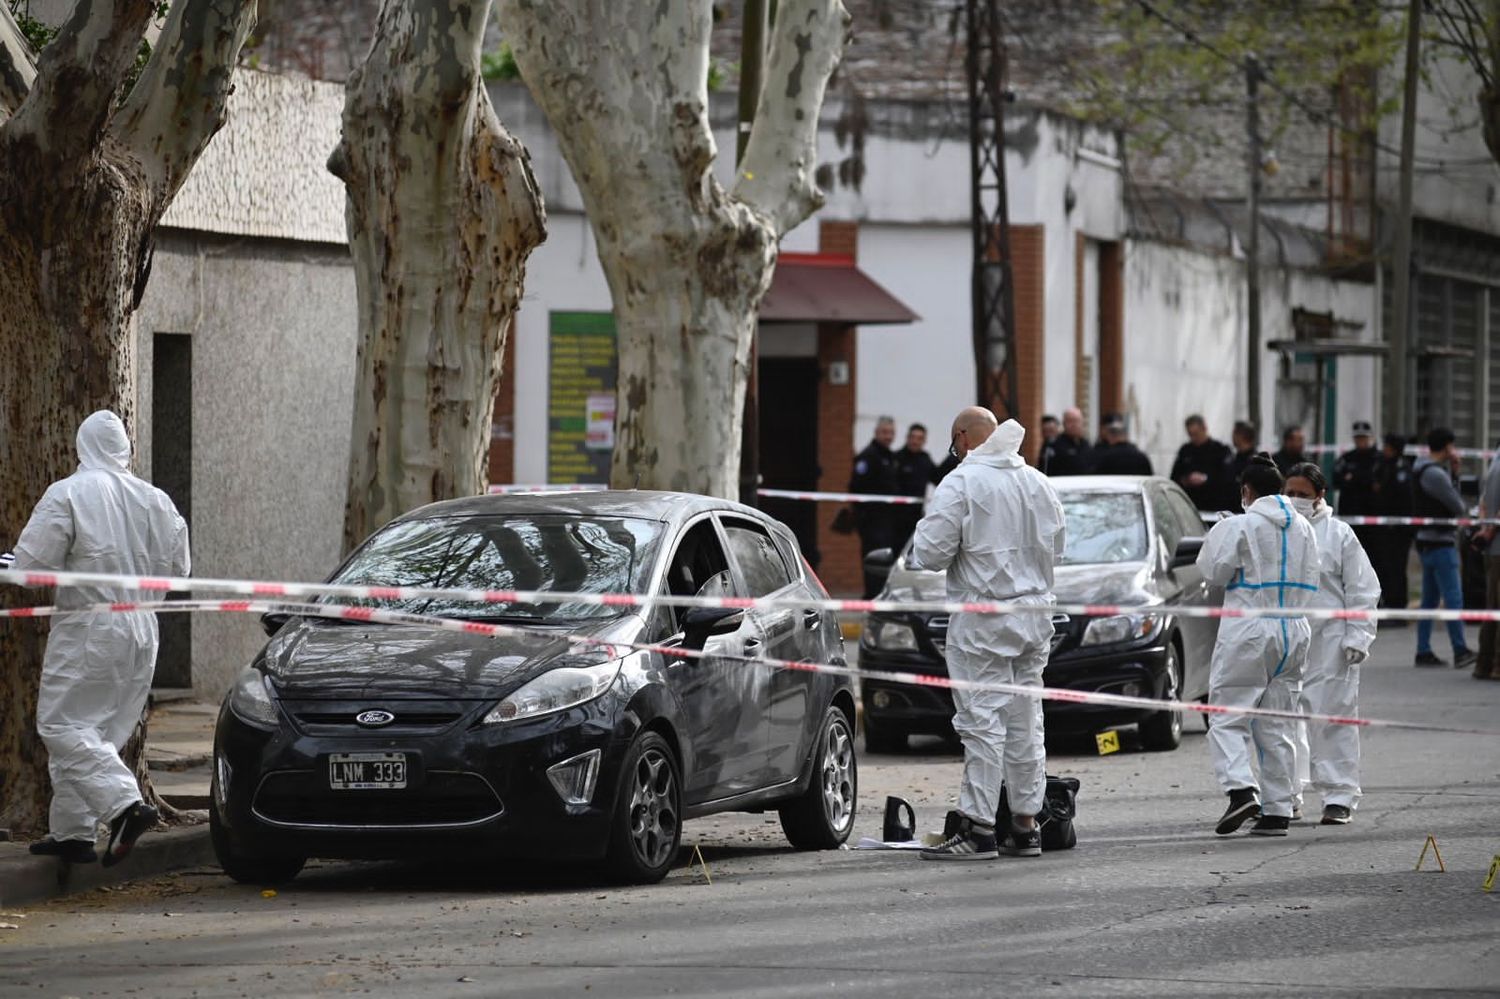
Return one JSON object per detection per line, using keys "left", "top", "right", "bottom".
{"left": 1131, "top": 0, "right": 1486, "bottom": 170}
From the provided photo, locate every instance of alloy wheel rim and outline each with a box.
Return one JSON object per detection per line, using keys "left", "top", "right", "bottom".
{"left": 628, "top": 749, "right": 678, "bottom": 868}
{"left": 1166, "top": 650, "right": 1183, "bottom": 739}
{"left": 821, "top": 720, "right": 855, "bottom": 831}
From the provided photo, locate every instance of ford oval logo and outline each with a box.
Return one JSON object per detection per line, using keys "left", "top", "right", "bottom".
{"left": 355, "top": 710, "right": 395, "bottom": 727}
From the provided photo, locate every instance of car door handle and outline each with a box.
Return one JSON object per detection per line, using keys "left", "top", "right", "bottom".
{"left": 802, "top": 609, "right": 821, "bottom": 630}
{"left": 743, "top": 637, "right": 763, "bottom": 656}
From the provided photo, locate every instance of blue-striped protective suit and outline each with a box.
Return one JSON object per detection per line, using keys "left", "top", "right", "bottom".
{"left": 1195, "top": 495, "right": 1319, "bottom": 818}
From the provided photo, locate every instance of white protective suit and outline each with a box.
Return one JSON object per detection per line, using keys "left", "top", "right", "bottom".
{"left": 909, "top": 420, "right": 1066, "bottom": 823}
{"left": 1195, "top": 494, "right": 1319, "bottom": 818}
{"left": 1292, "top": 500, "right": 1380, "bottom": 811}
{"left": 13, "top": 412, "right": 190, "bottom": 842}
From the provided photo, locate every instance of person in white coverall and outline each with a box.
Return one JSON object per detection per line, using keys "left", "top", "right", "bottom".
{"left": 909, "top": 409, "right": 1066, "bottom": 861}
{"left": 14, "top": 411, "right": 190, "bottom": 866}
{"left": 1284, "top": 462, "right": 1380, "bottom": 826}
{"left": 1196, "top": 453, "right": 1320, "bottom": 837}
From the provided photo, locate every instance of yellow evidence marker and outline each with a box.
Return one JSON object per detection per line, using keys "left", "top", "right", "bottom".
{"left": 1414, "top": 835, "right": 1446, "bottom": 873}
{"left": 1483, "top": 855, "right": 1499, "bottom": 893}
{"left": 1095, "top": 731, "right": 1120, "bottom": 756}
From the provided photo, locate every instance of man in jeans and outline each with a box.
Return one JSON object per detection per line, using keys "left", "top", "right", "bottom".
{"left": 1412, "top": 428, "right": 1477, "bottom": 669}
{"left": 1474, "top": 448, "right": 1500, "bottom": 680}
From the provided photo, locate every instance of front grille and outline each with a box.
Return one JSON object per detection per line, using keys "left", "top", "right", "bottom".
{"left": 253, "top": 771, "right": 503, "bottom": 828}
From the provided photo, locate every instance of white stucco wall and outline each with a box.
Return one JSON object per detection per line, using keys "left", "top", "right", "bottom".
{"left": 1124, "top": 240, "right": 1378, "bottom": 474}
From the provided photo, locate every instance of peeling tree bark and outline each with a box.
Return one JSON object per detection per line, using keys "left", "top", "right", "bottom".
{"left": 0, "top": 0, "right": 255, "bottom": 837}
{"left": 499, "top": 0, "right": 848, "bottom": 497}
{"left": 332, "top": 0, "right": 546, "bottom": 552}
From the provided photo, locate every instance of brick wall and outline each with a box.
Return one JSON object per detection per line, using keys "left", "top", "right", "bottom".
{"left": 488, "top": 329, "right": 517, "bottom": 485}
{"left": 1098, "top": 240, "right": 1125, "bottom": 418}
{"left": 1008, "top": 225, "right": 1046, "bottom": 464}
{"left": 815, "top": 324, "right": 861, "bottom": 596}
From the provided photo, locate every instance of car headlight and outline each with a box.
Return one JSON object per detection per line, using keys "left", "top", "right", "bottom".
{"left": 483, "top": 659, "right": 622, "bottom": 724}
{"left": 229, "top": 667, "right": 279, "bottom": 728}
{"left": 862, "top": 619, "right": 919, "bottom": 652}
{"left": 1080, "top": 613, "right": 1159, "bottom": 648}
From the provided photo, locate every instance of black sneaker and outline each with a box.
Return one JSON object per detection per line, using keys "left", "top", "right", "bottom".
{"left": 1320, "top": 804, "right": 1353, "bottom": 825}
{"left": 28, "top": 838, "right": 98, "bottom": 864}
{"left": 1250, "top": 814, "right": 1290, "bottom": 836}
{"left": 1414, "top": 651, "right": 1447, "bottom": 668}
{"left": 1000, "top": 824, "right": 1042, "bottom": 858}
{"left": 101, "top": 801, "right": 159, "bottom": 869}
{"left": 920, "top": 813, "right": 998, "bottom": 861}
{"left": 1453, "top": 649, "right": 1478, "bottom": 670}
{"left": 1215, "top": 788, "right": 1261, "bottom": 835}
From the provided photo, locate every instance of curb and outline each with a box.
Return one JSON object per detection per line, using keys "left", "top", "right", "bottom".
{"left": 0, "top": 824, "right": 215, "bottom": 908}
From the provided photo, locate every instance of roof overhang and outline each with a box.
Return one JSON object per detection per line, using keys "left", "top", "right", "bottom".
{"left": 1267, "top": 339, "right": 1388, "bottom": 357}
{"left": 759, "top": 252, "right": 919, "bottom": 325}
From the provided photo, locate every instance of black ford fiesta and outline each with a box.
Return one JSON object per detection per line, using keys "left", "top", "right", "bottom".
{"left": 211, "top": 491, "right": 856, "bottom": 885}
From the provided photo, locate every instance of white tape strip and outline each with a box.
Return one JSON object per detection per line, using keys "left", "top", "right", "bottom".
{"left": 8, "top": 597, "right": 1498, "bottom": 737}
{"left": 4, "top": 567, "right": 1500, "bottom": 623}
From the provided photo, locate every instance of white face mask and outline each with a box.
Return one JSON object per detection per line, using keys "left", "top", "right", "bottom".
{"left": 1290, "top": 497, "right": 1318, "bottom": 519}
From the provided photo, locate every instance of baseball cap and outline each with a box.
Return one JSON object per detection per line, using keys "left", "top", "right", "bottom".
{"left": 1352, "top": 420, "right": 1373, "bottom": 436}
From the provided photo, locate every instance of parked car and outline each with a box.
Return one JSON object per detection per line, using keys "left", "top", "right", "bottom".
{"left": 859, "top": 476, "right": 1220, "bottom": 752}
{"left": 211, "top": 491, "right": 855, "bottom": 885}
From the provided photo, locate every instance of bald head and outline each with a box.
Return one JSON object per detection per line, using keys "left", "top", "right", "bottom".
{"left": 949, "top": 406, "right": 999, "bottom": 459}
{"left": 1062, "top": 407, "right": 1084, "bottom": 438}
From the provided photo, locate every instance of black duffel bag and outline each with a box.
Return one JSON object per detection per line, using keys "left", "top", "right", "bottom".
{"left": 995, "top": 774, "right": 1080, "bottom": 850}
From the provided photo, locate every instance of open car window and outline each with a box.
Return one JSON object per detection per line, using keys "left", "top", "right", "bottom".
{"left": 329, "top": 515, "right": 662, "bottom": 622}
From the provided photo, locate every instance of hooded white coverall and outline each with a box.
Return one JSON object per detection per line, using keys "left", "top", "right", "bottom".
{"left": 909, "top": 420, "right": 1066, "bottom": 823}
{"left": 1195, "top": 495, "right": 1319, "bottom": 818}
{"left": 1292, "top": 501, "right": 1380, "bottom": 810}
{"left": 13, "top": 412, "right": 190, "bottom": 842}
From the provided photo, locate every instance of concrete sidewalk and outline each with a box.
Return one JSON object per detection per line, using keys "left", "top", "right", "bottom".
{"left": 0, "top": 693, "right": 218, "bottom": 907}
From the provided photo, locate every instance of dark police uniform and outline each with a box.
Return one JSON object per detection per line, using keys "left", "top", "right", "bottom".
{"left": 849, "top": 439, "right": 900, "bottom": 598}
{"left": 1373, "top": 448, "right": 1415, "bottom": 612}
{"left": 1171, "top": 437, "right": 1233, "bottom": 510}
{"left": 893, "top": 446, "right": 938, "bottom": 551}
{"left": 1334, "top": 443, "right": 1382, "bottom": 577}
{"left": 1091, "top": 441, "right": 1153, "bottom": 476}
{"left": 1044, "top": 434, "right": 1092, "bottom": 476}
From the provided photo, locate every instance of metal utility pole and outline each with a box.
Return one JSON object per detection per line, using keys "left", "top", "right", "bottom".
{"left": 966, "top": 0, "right": 1020, "bottom": 423}
{"left": 736, "top": 0, "right": 769, "bottom": 507}
{"left": 1389, "top": 0, "right": 1422, "bottom": 435}
{"left": 1245, "top": 54, "right": 1264, "bottom": 434}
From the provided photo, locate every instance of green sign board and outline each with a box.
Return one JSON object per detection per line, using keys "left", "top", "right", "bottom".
{"left": 548, "top": 312, "right": 618, "bottom": 484}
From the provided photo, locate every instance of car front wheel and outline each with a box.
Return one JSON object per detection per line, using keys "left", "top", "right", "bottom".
{"left": 780, "top": 707, "right": 858, "bottom": 850}
{"left": 209, "top": 795, "right": 305, "bottom": 885}
{"left": 602, "top": 731, "right": 682, "bottom": 884}
{"left": 1138, "top": 642, "right": 1184, "bottom": 751}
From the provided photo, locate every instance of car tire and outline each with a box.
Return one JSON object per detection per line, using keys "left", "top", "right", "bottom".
{"left": 780, "top": 707, "right": 858, "bottom": 850}
{"left": 602, "top": 731, "right": 682, "bottom": 885}
{"left": 209, "top": 798, "right": 305, "bottom": 885}
{"left": 861, "top": 711, "right": 907, "bottom": 754}
{"left": 1139, "top": 641, "right": 1184, "bottom": 752}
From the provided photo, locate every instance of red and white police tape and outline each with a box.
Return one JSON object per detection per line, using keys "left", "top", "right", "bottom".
{"left": 4, "top": 596, "right": 1498, "bottom": 738}
{"left": 1305, "top": 443, "right": 1496, "bottom": 460}
{"left": 9, "top": 566, "right": 1500, "bottom": 624}
{"left": 487, "top": 483, "right": 1500, "bottom": 526}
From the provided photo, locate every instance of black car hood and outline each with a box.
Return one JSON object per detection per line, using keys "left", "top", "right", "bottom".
{"left": 882, "top": 560, "right": 1151, "bottom": 607}
{"left": 259, "top": 614, "right": 643, "bottom": 700}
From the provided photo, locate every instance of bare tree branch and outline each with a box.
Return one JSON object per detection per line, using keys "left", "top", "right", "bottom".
{"left": 0, "top": 3, "right": 37, "bottom": 122}
{"left": 111, "top": 0, "right": 258, "bottom": 213}
{"left": 3, "top": 0, "right": 155, "bottom": 162}
{"left": 733, "top": 0, "right": 850, "bottom": 236}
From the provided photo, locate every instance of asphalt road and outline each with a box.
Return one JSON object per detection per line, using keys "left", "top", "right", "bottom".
{"left": 4, "top": 628, "right": 1498, "bottom": 998}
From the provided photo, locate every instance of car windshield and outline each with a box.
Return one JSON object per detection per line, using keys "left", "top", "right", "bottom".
{"left": 1059, "top": 492, "right": 1150, "bottom": 564}
{"left": 328, "top": 515, "right": 664, "bottom": 622}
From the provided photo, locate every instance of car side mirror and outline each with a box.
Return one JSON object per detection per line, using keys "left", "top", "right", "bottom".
{"left": 1170, "top": 537, "right": 1204, "bottom": 570}
{"left": 681, "top": 607, "right": 745, "bottom": 651}
{"left": 260, "top": 612, "right": 291, "bottom": 637}
{"left": 863, "top": 547, "right": 897, "bottom": 585}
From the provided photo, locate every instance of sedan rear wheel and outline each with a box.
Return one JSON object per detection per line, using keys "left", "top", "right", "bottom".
{"left": 779, "top": 707, "right": 858, "bottom": 850}
{"left": 603, "top": 731, "right": 681, "bottom": 884}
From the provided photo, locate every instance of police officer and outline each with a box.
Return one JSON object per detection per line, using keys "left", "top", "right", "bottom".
{"left": 1045, "top": 408, "right": 1092, "bottom": 476}
{"left": 1373, "top": 433, "right": 1415, "bottom": 619}
{"left": 851, "top": 415, "right": 901, "bottom": 598}
{"left": 1334, "top": 421, "right": 1382, "bottom": 565}
{"left": 1172, "top": 414, "right": 1233, "bottom": 510}
{"left": 894, "top": 423, "right": 938, "bottom": 551}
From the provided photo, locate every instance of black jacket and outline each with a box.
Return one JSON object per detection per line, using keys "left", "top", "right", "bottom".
{"left": 895, "top": 448, "right": 938, "bottom": 497}
{"left": 1044, "top": 433, "right": 1092, "bottom": 476}
{"left": 1333, "top": 446, "right": 1382, "bottom": 516}
{"left": 1224, "top": 449, "right": 1256, "bottom": 509}
{"left": 1375, "top": 455, "right": 1414, "bottom": 517}
{"left": 1171, "top": 438, "right": 1232, "bottom": 510}
{"left": 849, "top": 440, "right": 900, "bottom": 541}
{"left": 1091, "top": 441, "right": 1153, "bottom": 476}
{"left": 1272, "top": 449, "right": 1307, "bottom": 476}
